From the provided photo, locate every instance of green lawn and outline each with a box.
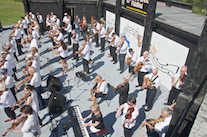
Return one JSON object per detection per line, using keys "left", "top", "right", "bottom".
{"left": 0, "top": 0, "right": 25, "bottom": 26}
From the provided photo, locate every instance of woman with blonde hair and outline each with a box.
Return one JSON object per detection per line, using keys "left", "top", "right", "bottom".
{"left": 31, "top": 47, "right": 40, "bottom": 67}
{"left": 49, "top": 40, "right": 69, "bottom": 74}
{"left": 81, "top": 104, "right": 105, "bottom": 133}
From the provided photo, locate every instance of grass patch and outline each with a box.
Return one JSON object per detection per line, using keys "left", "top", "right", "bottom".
{"left": 192, "top": 7, "right": 206, "bottom": 15}
{"left": 0, "top": 0, "right": 25, "bottom": 26}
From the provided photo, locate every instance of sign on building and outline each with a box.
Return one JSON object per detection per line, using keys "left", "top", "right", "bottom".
{"left": 125, "top": 0, "right": 149, "bottom": 15}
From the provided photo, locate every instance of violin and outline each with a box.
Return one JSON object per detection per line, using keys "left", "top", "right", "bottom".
{"left": 74, "top": 47, "right": 84, "bottom": 55}
{"left": 11, "top": 93, "right": 31, "bottom": 111}
{"left": 71, "top": 34, "right": 76, "bottom": 39}
{"left": 24, "top": 61, "right": 32, "bottom": 70}
{"left": 0, "top": 76, "right": 6, "bottom": 83}
{"left": 117, "top": 41, "right": 124, "bottom": 48}
{"left": 123, "top": 107, "right": 135, "bottom": 128}
{"left": 126, "top": 57, "right": 131, "bottom": 65}
{"left": 16, "top": 75, "right": 33, "bottom": 88}
{"left": 10, "top": 30, "right": 15, "bottom": 36}
{"left": 113, "top": 82, "right": 127, "bottom": 91}
{"left": 48, "top": 31, "right": 56, "bottom": 38}
{"left": 139, "top": 118, "right": 165, "bottom": 128}
{"left": 180, "top": 74, "right": 186, "bottom": 88}
{"left": 106, "top": 29, "right": 112, "bottom": 35}
{"left": 2, "top": 116, "right": 27, "bottom": 136}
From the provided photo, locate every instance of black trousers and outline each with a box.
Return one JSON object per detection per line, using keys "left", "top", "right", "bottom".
{"left": 145, "top": 88, "right": 157, "bottom": 110}
{"left": 24, "top": 28, "right": 28, "bottom": 35}
{"left": 138, "top": 71, "right": 148, "bottom": 86}
{"left": 109, "top": 46, "right": 112, "bottom": 56}
{"left": 39, "top": 23, "right": 44, "bottom": 35}
{"left": 15, "top": 38, "right": 23, "bottom": 55}
{"left": 111, "top": 47, "right": 117, "bottom": 62}
{"left": 10, "top": 86, "right": 17, "bottom": 102}
{"left": 146, "top": 120, "right": 159, "bottom": 137}
{"left": 83, "top": 59, "right": 89, "bottom": 74}
{"left": 51, "top": 38, "right": 56, "bottom": 46}
{"left": 4, "top": 107, "right": 16, "bottom": 119}
{"left": 68, "top": 32, "right": 72, "bottom": 45}
{"left": 119, "top": 54, "right": 126, "bottom": 72}
{"left": 129, "top": 65, "right": 135, "bottom": 75}
{"left": 12, "top": 67, "right": 18, "bottom": 81}
{"left": 13, "top": 52, "right": 18, "bottom": 62}
{"left": 73, "top": 44, "right": 79, "bottom": 60}
{"left": 94, "top": 33, "right": 99, "bottom": 47}
{"left": 124, "top": 127, "right": 132, "bottom": 137}
{"left": 35, "top": 85, "right": 45, "bottom": 110}
{"left": 100, "top": 37, "right": 105, "bottom": 51}
{"left": 167, "top": 86, "right": 181, "bottom": 105}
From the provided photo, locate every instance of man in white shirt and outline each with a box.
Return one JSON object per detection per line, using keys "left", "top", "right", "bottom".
{"left": 12, "top": 25, "right": 24, "bottom": 56}
{"left": 142, "top": 107, "right": 172, "bottom": 137}
{"left": 27, "top": 35, "right": 38, "bottom": 51}
{"left": 0, "top": 83, "right": 16, "bottom": 122}
{"left": 115, "top": 97, "right": 139, "bottom": 137}
{"left": 29, "top": 12, "right": 36, "bottom": 22}
{"left": 78, "top": 40, "right": 90, "bottom": 75}
{"left": 1, "top": 49, "right": 18, "bottom": 81}
{"left": 28, "top": 67, "right": 45, "bottom": 110}
{"left": 164, "top": 66, "right": 188, "bottom": 105}
{"left": 28, "top": 28, "right": 38, "bottom": 42}
{"left": 142, "top": 68, "right": 161, "bottom": 111}
{"left": 7, "top": 36, "right": 19, "bottom": 63}
{"left": 63, "top": 20, "right": 72, "bottom": 45}
{"left": 110, "top": 33, "right": 120, "bottom": 64}
{"left": 20, "top": 17, "right": 28, "bottom": 36}
{"left": 53, "top": 15, "right": 60, "bottom": 27}
{"left": 71, "top": 30, "right": 79, "bottom": 62}
{"left": 125, "top": 48, "right": 138, "bottom": 82}
{"left": 36, "top": 12, "right": 44, "bottom": 36}
{"left": 116, "top": 36, "right": 128, "bottom": 74}
{"left": 92, "top": 19, "right": 100, "bottom": 47}
{"left": 6, "top": 105, "right": 41, "bottom": 137}
{"left": 135, "top": 51, "right": 151, "bottom": 87}
{"left": 105, "top": 26, "right": 114, "bottom": 57}
{"left": 88, "top": 75, "right": 108, "bottom": 105}
{"left": 0, "top": 57, "right": 14, "bottom": 77}
{"left": 63, "top": 13, "right": 70, "bottom": 24}
{"left": 98, "top": 24, "right": 106, "bottom": 52}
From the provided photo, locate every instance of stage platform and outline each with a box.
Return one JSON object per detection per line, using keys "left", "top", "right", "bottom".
{"left": 0, "top": 24, "right": 171, "bottom": 137}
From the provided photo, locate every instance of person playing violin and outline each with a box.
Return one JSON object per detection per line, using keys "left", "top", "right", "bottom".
{"left": 142, "top": 107, "right": 172, "bottom": 137}
{"left": 135, "top": 51, "right": 151, "bottom": 87}
{"left": 23, "top": 54, "right": 40, "bottom": 74}
{"left": 164, "top": 66, "right": 188, "bottom": 105}
{"left": 71, "top": 30, "right": 79, "bottom": 62}
{"left": 115, "top": 97, "right": 138, "bottom": 137}
{"left": 114, "top": 75, "right": 130, "bottom": 108}
{"left": 105, "top": 26, "right": 114, "bottom": 58}
{"left": 5, "top": 105, "right": 41, "bottom": 136}
{"left": 110, "top": 33, "right": 120, "bottom": 64}
{"left": 125, "top": 48, "right": 137, "bottom": 82}
{"left": 142, "top": 68, "right": 160, "bottom": 112}
{"left": 27, "top": 35, "right": 38, "bottom": 52}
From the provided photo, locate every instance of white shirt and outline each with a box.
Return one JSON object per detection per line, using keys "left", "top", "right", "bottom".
{"left": 75, "top": 18, "right": 80, "bottom": 28}
{"left": 22, "top": 19, "right": 28, "bottom": 29}
{"left": 99, "top": 27, "right": 106, "bottom": 38}
{"left": 126, "top": 52, "right": 138, "bottom": 66}
{"left": 5, "top": 53, "right": 15, "bottom": 68}
{"left": 87, "top": 38, "right": 93, "bottom": 50}
{"left": 97, "top": 79, "right": 108, "bottom": 94}
{"left": 107, "top": 29, "right": 115, "bottom": 42}
{"left": 173, "top": 72, "right": 187, "bottom": 90}
{"left": 15, "top": 29, "right": 22, "bottom": 39}
{"left": 1, "top": 61, "right": 14, "bottom": 76}
{"left": 21, "top": 114, "right": 41, "bottom": 137}
{"left": 145, "top": 73, "right": 160, "bottom": 89}
{"left": 58, "top": 46, "right": 68, "bottom": 58}
{"left": 154, "top": 115, "right": 172, "bottom": 137}
{"left": 10, "top": 39, "right": 16, "bottom": 52}
{"left": 112, "top": 35, "right": 121, "bottom": 47}
{"left": 136, "top": 56, "right": 151, "bottom": 72}
{"left": 33, "top": 25, "right": 40, "bottom": 38}
{"left": 82, "top": 44, "right": 90, "bottom": 61}
{"left": 93, "top": 23, "right": 100, "bottom": 34}
{"left": 30, "top": 91, "right": 39, "bottom": 113}
{"left": 32, "top": 31, "right": 38, "bottom": 41}
{"left": 117, "top": 41, "right": 128, "bottom": 54}
{"left": 63, "top": 16, "right": 70, "bottom": 23}
{"left": 5, "top": 76, "right": 14, "bottom": 89}
{"left": 31, "top": 59, "right": 40, "bottom": 73}
{"left": 122, "top": 103, "right": 139, "bottom": 129}
{"left": 56, "top": 33, "right": 64, "bottom": 42}
{"left": 34, "top": 52, "right": 41, "bottom": 68}
{"left": 37, "top": 15, "right": 43, "bottom": 23}
{"left": 30, "top": 72, "right": 41, "bottom": 88}
{"left": 30, "top": 39, "right": 38, "bottom": 50}
{"left": 0, "top": 89, "right": 16, "bottom": 110}
{"left": 72, "top": 34, "right": 79, "bottom": 44}
{"left": 64, "top": 23, "right": 72, "bottom": 33}
{"left": 46, "top": 17, "right": 50, "bottom": 26}
{"left": 55, "top": 18, "right": 61, "bottom": 27}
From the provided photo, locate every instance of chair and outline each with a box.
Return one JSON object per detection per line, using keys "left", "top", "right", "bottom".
{"left": 96, "top": 126, "right": 108, "bottom": 137}
{"left": 97, "top": 83, "right": 110, "bottom": 107}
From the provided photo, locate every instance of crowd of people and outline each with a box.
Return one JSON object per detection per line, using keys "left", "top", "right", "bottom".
{"left": 0, "top": 11, "right": 188, "bottom": 137}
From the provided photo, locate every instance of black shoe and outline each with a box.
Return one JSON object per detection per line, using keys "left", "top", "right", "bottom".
{"left": 117, "top": 69, "right": 121, "bottom": 71}
{"left": 145, "top": 108, "right": 151, "bottom": 112}
{"left": 110, "top": 60, "right": 114, "bottom": 62}
{"left": 120, "top": 71, "right": 123, "bottom": 74}
{"left": 164, "top": 103, "right": 171, "bottom": 105}
{"left": 72, "top": 58, "right": 76, "bottom": 60}
{"left": 76, "top": 59, "right": 79, "bottom": 62}
{"left": 95, "top": 45, "right": 99, "bottom": 48}
{"left": 135, "top": 85, "right": 141, "bottom": 87}
{"left": 139, "top": 88, "right": 144, "bottom": 91}
{"left": 142, "top": 104, "right": 147, "bottom": 107}
{"left": 113, "top": 62, "right": 117, "bottom": 64}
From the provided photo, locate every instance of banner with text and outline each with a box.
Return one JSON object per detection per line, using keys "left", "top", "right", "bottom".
{"left": 125, "top": 0, "right": 149, "bottom": 15}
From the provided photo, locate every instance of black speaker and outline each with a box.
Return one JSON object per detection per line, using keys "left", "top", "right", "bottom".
{"left": 48, "top": 93, "right": 65, "bottom": 114}
{"left": 47, "top": 75, "right": 62, "bottom": 92}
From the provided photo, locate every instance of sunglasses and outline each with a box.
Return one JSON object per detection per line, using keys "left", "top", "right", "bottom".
{"left": 127, "top": 102, "right": 133, "bottom": 106}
